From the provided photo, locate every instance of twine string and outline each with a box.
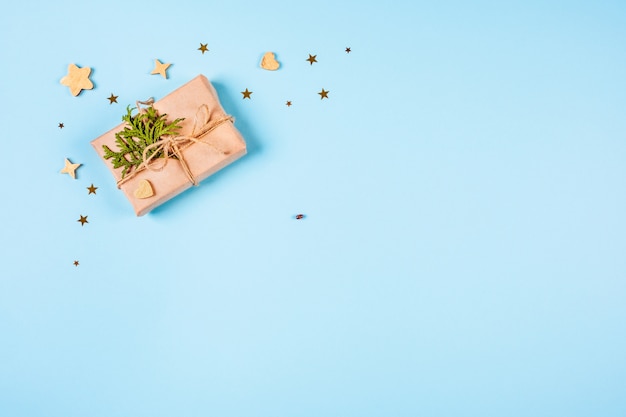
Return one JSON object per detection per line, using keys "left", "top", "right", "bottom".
{"left": 137, "top": 98, "right": 155, "bottom": 111}
{"left": 116, "top": 101, "right": 233, "bottom": 188}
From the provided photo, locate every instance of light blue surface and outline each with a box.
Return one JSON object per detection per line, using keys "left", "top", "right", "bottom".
{"left": 1, "top": 1, "right": 625, "bottom": 416}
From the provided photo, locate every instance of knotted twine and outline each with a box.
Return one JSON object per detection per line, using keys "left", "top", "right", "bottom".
{"left": 116, "top": 98, "right": 234, "bottom": 188}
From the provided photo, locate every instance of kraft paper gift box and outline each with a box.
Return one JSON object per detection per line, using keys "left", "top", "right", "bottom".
{"left": 91, "top": 75, "right": 246, "bottom": 216}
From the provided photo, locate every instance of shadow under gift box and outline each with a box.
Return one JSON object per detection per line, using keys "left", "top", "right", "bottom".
{"left": 91, "top": 75, "right": 247, "bottom": 216}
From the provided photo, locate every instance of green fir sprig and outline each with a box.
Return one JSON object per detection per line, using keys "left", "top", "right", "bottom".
{"left": 103, "top": 105, "right": 185, "bottom": 178}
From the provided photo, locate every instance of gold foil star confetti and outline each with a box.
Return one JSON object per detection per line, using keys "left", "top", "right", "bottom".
{"left": 345, "top": 47, "right": 351, "bottom": 53}
{"left": 151, "top": 59, "right": 171, "bottom": 78}
{"left": 306, "top": 54, "right": 317, "bottom": 65}
{"left": 318, "top": 88, "right": 329, "bottom": 99}
{"left": 73, "top": 260, "right": 79, "bottom": 267}
{"left": 58, "top": 123, "right": 64, "bottom": 129}
{"left": 107, "top": 93, "right": 118, "bottom": 104}
{"left": 198, "top": 43, "right": 208, "bottom": 54}
{"left": 87, "top": 184, "right": 98, "bottom": 195}
{"left": 60, "top": 158, "right": 81, "bottom": 179}
{"left": 241, "top": 88, "right": 252, "bottom": 99}
{"left": 77, "top": 215, "right": 88, "bottom": 226}
{"left": 60, "top": 63, "right": 94, "bottom": 96}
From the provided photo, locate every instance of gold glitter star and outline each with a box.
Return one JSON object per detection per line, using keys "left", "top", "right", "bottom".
{"left": 60, "top": 158, "right": 81, "bottom": 179}
{"left": 345, "top": 47, "right": 351, "bottom": 53}
{"left": 77, "top": 215, "right": 88, "bottom": 226}
{"left": 87, "top": 184, "right": 98, "bottom": 195}
{"left": 318, "top": 88, "right": 329, "bottom": 99}
{"left": 73, "top": 260, "right": 79, "bottom": 267}
{"left": 151, "top": 59, "right": 171, "bottom": 79}
{"left": 241, "top": 88, "right": 252, "bottom": 99}
{"left": 306, "top": 54, "right": 317, "bottom": 65}
{"left": 58, "top": 123, "right": 64, "bottom": 129}
{"left": 286, "top": 101, "right": 292, "bottom": 107}
{"left": 60, "top": 63, "right": 94, "bottom": 96}
{"left": 107, "top": 93, "right": 118, "bottom": 104}
{"left": 198, "top": 43, "right": 209, "bottom": 54}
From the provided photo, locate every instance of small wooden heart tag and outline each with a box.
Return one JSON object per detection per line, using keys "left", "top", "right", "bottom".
{"left": 133, "top": 179, "right": 154, "bottom": 199}
{"left": 260, "top": 52, "right": 280, "bottom": 71}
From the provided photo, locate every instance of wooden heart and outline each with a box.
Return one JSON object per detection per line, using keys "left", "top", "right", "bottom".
{"left": 260, "top": 52, "right": 280, "bottom": 71}
{"left": 133, "top": 179, "right": 154, "bottom": 199}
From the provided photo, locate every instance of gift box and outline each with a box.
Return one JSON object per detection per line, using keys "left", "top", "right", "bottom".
{"left": 91, "top": 75, "right": 246, "bottom": 216}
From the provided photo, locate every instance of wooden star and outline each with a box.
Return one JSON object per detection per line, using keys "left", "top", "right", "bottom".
{"left": 198, "top": 43, "right": 209, "bottom": 54}
{"left": 73, "top": 260, "right": 79, "bottom": 267}
{"left": 241, "top": 88, "right": 252, "bottom": 99}
{"left": 87, "top": 184, "right": 98, "bottom": 195}
{"left": 306, "top": 54, "right": 317, "bottom": 65}
{"left": 60, "top": 158, "right": 81, "bottom": 179}
{"left": 345, "top": 47, "right": 351, "bottom": 53}
{"left": 107, "top": 93, "right": 118, "bottom": 104}
{"left": 151, "top": 59, "right": 171, "bottom": 79}
{"left": 58, "top": 123, "right": 64, "bottom": 129}
{"left": 60, "top": 63, "right": 94, "bottom": 96}
{"left": 77, "top": 215, "right": 88, "bottom": 226}
{"left": 318, "top": 88, "right": 329, "bottom": 99}
{"left": 286, "top": 101, "right": 292, "bottom": 107}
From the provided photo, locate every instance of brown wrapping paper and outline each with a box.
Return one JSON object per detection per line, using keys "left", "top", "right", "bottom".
{"left": 91, "top": 75, "right": 246, "bottom": 216}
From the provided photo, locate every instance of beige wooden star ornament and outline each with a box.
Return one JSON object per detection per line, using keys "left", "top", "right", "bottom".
{"left": 60, "top": 158, "right": 81, "bottom": 179}
{"left": 60, "top": 63, "right": 94, "bottom": 96}
{"left": 151, "top": 59, "right": 171, "bottom": 79}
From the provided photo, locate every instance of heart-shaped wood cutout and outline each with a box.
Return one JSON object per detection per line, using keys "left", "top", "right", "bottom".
{"left": 260, "top": 52, "right": 280, "bottom": 71}
{"left": 133, "top": 179, "right": 154, "bottom": 199}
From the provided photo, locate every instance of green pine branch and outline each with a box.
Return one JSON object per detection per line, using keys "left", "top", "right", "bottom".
{"left": 102, "top": 105, "right": 185, "bottom": 178}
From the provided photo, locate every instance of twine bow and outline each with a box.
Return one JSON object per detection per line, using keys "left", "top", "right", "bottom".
{"left": 116, "top": 98, "right": 234, "bottom": 188}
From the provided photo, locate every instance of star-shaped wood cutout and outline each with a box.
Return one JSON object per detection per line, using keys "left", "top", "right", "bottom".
{"left": 77, "top": 215, "right": 88, "bottom": 226}
{"left": 60, "top": 63, "right": 94, "bottom": 96}
{"left": 198, "top": 43, "right": 209, "bottom": 54}
{"left": 306, "top": 54, "right": 317, "bottom": 65}
{"left": 151, "top": 59, "right": 171, "bottom": 79}
{"left": 286, "top": 101, "right": 292, "bottom": 107}
{"left": 87, "top": 184, "right": 98, "bottom": 195}
{"left": 73, "top": 260, "right": 79, "bottom": 267}
{"left": 60, "top": 158, "right": 81, "bottom": 179}
{"left": 318, "top": 88, "right": 329, "bottom": 99}
{"left": 108, "top": 93, "right": 118, "bottom": 104}
{"left": 58, "top": 123, "right": 64, "bottom": 129}
{"left": 241, "top": 88, "right": 252, "bottom": 99}
{"left": 345, "top": 47, "right": 351, "bottom": 53}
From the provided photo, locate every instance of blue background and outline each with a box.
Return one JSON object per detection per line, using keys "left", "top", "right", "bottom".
{"left": 1, "top": 1, "right": 625, "bottom": 416}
